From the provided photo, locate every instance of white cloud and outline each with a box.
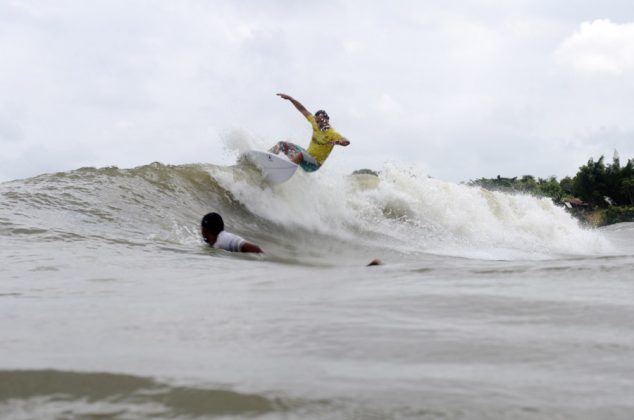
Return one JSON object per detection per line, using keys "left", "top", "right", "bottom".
{"left": 556, "top": 19, "right": 634, "bottom": 75}
{"left": 376, "top": 94, "right": 404, "bottom": 115}
{"left": 2, "top": 2, "right": 634, "bottom": 183}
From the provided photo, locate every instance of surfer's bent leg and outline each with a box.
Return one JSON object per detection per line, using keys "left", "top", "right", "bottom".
{"left": 269, "top": 141, "right": 321, "bottom": 172}
{"left": 270, "top": 141, "right": 302, "bottom": 160}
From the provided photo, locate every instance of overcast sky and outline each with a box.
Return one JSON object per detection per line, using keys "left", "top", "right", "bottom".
{"left": 2, "top": 0, "right": 634, "bottom": 182}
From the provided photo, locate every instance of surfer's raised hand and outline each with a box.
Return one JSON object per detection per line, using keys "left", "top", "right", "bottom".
{"left": 277, "top": 93, "right": 310, "bottom": 117}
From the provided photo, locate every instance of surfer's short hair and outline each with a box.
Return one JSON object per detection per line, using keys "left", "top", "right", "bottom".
{"left": 315, "top": 110, "right": 329, "bottom": 119}
{"left": 201, "top": 212, "right": 224, "bottom": 234}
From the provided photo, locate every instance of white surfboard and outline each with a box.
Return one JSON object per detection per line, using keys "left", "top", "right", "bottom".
{"left": 243, "top": 150, "right": 298, "bottom": 184}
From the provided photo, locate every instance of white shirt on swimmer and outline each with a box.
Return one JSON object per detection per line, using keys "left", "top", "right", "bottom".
{"left": 213, "top": 231, "right": 245, "bottom": 252}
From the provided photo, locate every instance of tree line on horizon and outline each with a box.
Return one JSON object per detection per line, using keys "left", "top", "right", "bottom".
{"left": 468, "top": 153, "right": 634, "bottom": 213}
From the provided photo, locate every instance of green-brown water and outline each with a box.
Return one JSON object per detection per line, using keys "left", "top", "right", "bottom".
{"left": 1, "top": 163, "right": 633, "bottom": 419}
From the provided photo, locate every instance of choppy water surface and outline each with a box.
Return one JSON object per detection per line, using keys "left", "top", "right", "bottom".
{"left": 1, "top": 161, "right": 633, "bottom": 419}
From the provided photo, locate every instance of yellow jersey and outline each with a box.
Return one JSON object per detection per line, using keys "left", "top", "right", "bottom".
{"left": 305, "top": 115, "right": 343, "bottom": 165}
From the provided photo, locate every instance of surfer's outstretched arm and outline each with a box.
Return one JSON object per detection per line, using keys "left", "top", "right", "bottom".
{"left": 277, "top": 93, "right": 311, "bottom": 118}
{"left": 329, "top": 137, "right": 350, "bottom": 147}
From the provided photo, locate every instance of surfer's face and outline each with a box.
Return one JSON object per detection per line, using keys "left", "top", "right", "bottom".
{"left": 315, "top": 114, "right": 329, "bottom": 127}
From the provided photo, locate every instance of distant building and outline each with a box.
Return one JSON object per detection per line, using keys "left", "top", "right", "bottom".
{"left": 563, "top": 198, "right": 590, "bottom": 211}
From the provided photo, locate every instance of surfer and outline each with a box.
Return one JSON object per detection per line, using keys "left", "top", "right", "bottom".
{"left": 269, "top": 93, "right": 350, "bottom": 172}
{"left": 201, "top": 212, "right": 263, "bottom": 253}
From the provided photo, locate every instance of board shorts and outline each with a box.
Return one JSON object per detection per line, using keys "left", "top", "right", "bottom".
{"left": 271, "top": 141, "right": 321, "bottom": 172}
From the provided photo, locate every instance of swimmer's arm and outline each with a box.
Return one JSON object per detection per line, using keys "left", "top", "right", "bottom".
{"left": 240, "top": 242, "right": 263, "bottom": 253}
{"left": 277, "top": 93, "right": 311, "bottom": 118}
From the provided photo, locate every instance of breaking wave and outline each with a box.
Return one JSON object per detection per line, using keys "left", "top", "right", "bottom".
{"left": 0, "top": 153, "right": 613, "bottom": 264}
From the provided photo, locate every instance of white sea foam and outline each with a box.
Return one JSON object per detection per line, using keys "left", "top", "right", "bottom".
{"left": 211, "top": 158, "right": 613, "bottom": 260}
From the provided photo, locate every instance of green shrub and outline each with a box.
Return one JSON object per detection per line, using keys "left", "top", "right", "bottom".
{"left": 604, "top": 206, "right": 634, "bottom": 225}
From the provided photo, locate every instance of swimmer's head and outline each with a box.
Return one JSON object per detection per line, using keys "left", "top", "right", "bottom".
{"left": 201, "top": 212, "right": 224, "bottom": 240}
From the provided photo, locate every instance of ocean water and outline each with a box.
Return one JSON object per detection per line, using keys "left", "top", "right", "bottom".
{"left": 1, "top": 159, "right": 633, "bottom": 419}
